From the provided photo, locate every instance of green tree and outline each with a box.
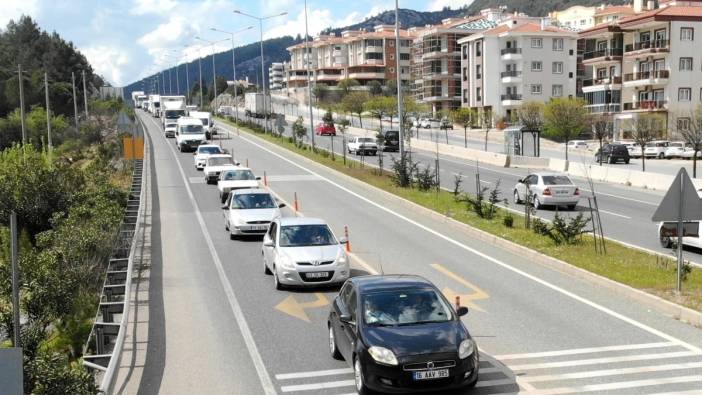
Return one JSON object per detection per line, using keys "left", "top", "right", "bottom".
{"left": 368, "top": 80, "right": 383, "bottom": 96}
{"left": 322, "top": 109, "right": 334, "bottom": 126}
{"left": 342, "top": 91, "right": 368, "bottom": 128}
{"left": 337, "top": 78, "right": 360, "bottom": 95}
{"left": 590, "top": 115, "right": 613, "bottom": 165}
{"left": 292, "top": 116, "right": 307, "bottom": 146}
{"left": 385, "top": 79, "right": 397, "bottom": 96}
{"left": 629, "top": 113, "right": 665, "bottom": 172}
{"left": 365, "top": 96, "right": 392, "bottom": 132}
{"left": 543, "top": 97, "right": 588, "bottom": 161}
{"left": 452, "top": 107, "right": 472, "bottom": 148}
{"left": 312, "top": 83, "right": 329, "bottom": 103}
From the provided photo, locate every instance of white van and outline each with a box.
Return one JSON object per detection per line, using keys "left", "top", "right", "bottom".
{"left": 190, "top": 111, "right": 215, "bottom": 138}
{"left": 175, "top": 117, "right": 208, "bottom": 152}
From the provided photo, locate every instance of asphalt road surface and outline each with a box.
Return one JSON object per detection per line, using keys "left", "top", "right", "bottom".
{"left": 136, "top": 109, "right": 702, "bottom": 394}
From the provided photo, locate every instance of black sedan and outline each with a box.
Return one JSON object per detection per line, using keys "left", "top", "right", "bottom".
{"left": 328, "top": 275, "right": 479, "bottom": 394}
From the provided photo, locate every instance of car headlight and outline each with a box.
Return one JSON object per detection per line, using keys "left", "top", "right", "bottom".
{"left": 458, "top": 339, "right": 474, "bottom": 360}
{"left": 277, "top": 255, "right": 295, "bottom": 271}
{"left": 336, "top": 253, "right": 348, "bottom": 265}
{"left": 368, "top": 346, "right": 398, "bottom": 366}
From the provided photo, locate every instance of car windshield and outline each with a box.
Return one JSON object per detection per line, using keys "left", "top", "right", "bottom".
{"left": 181, "top": 125, "right": 203, "bottom": 134}
{"left": 222, "top": 169, "right": 255, "bottom": 181}
{"left": 198, "top": 118, "right": 209, "bottom": 126}
{"left": 198, "top": 146, "right": 222, "bottom": 154}
{"left": 542, "top": 175, "right": 573, "bottom": 185}
{"left": 165, "top": 123, "right": 177, "bottom": 128}
{"left": 231, "top": 193, "right": 276, "bottom": 209}
{"left": 154, "top": 102, "right": 160, "bottom": 108}
{"left": 363, "top": 289, "right": 452, "bottom": 326}
{"left": 207, "top": 157, "right": 233, "bottom": 166}
{"left": 165, "top": 110, "right": 185, "bottom": 118}
{"left": 279, "top": 225, "right": 336, "bottom": 247}
{"left": 358, "top": 138, "right": 374, "bottom": 143}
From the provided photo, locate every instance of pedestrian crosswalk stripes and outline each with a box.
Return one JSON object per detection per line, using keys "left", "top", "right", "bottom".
{"left": 494, "top": 341, "right": 676, "bottom": 360}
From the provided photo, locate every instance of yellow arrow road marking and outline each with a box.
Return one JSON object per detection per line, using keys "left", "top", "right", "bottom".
{"left": 275, "top": 292, "right": 330, "bottom": 322}
{"left": 430, "top": 263, "right": 489, "bottom": 313}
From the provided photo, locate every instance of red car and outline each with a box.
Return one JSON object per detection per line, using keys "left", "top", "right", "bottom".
{"left": 314, "top": 123, "right": 336, "bottom": 136}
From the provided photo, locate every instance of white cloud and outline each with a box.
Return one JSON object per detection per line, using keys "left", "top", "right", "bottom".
{"left": 262, "top": 8, "right": 363, "bottom": 40}
{"left": 1, "top": 0, "right": 39, "bottom": 26}
{"left": 130, "top": 0, "right": 179, "bottom": 16}
{"left": 427, "top": 0, "right": 474, "bottom": 12}
{"left": 365, "top": 4, "right": 393, "bottom": 19}
{"left": 81, "top": 45, "right": 130, "bottom": 85}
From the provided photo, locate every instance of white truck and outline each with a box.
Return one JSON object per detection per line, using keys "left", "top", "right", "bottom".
{"left": 148, "top": 94, "right": 161, "bottom": 117}
{"left": 244, "top": 93, "right": 270, "bottom": 118}
{"left": 175, "top": 117, "right": 208, "bottom": 152}
{"left": 131, "top": 91, "right": 145, "bottom": 108}
{"left": 189, "top": 111, "right": 215, "bottom": 139}
{"left": 160, "top": 95, "right": 187, "bottom": 128}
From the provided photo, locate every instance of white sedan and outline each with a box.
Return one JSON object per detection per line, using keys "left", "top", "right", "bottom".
{"left": 203, "top": 154, "right": 239, "bottom": 184}
{"left": 193, "top": 144, "right": 224, "bottom": 170}
{"left": 223, "top": 188, "right": 284, "bottom": 239}
{"left": 513, "top": 172, "right": 581, "bottom": 210}
{"left": 217, "top": 168, "right": 261, "bottom": 203}
{"left": 262, "top": 217, "right": 349, "bottom": 290}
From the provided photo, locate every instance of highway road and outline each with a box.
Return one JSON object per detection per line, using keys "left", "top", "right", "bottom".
{"left": 135, "top": 108, "right": 702, "bottom": 394}
{"left": 232, "top": 113, "right": 702, "bottom": 264}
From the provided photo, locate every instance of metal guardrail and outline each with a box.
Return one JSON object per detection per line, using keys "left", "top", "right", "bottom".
{"left": 82, "top": 155, "right": 145, "bottom": 393}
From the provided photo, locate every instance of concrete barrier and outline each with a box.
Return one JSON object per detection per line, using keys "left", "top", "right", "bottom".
{"left": 510, "top": 156, "right": 550, "bottom": 169}
{"left": 410, "top": 138, "right": 510, "bottom": 167}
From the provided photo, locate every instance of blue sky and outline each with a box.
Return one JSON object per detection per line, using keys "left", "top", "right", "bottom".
{"left": 3, "top": 0, "right": 473, "bottom": 87}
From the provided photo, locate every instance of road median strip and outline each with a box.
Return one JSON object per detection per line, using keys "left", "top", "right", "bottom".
{"left": 216, "top": 116, "right": 702, "bottom": 325}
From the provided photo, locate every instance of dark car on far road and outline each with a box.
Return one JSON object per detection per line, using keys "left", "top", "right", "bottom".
{"left": 379, "top": 130, "right": 400, "bottom": 152}
{"left": 595, "top": 143, "right": 630, "bottom": 164}
{"left": 328, "top": 275, "right": 479, "bottom": 394}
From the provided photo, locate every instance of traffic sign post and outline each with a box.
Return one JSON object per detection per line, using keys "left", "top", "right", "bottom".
{"left": 651, "top": 168, "right": 702, "bottom": 293}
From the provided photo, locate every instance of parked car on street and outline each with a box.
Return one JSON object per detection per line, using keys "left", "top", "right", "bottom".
{"left": 440, "top": 118, "right": 453, "bottom": 130}
{"left": 193, "top": 144, "right": 224, "bottom": 170}
{"left": 222, "top": 188, "right": 283, "bottom": 239}
{"left": 378, "top": 130, "right": 399, "bottom": 152}
{"left": 203, "top": 154, "right": 238, "bottom": 184}
{"left": 315, "top": 123, "right": 337, "bottom": 136}
{"left": 262, "top": 217, "right": 349, "bottom": 289}
{"left": 348, "top": 136, "right": 378, "bottom": 156}
{"left": 217, "top": 167, "right": 261, "bottom": 203}
{"left": 513, "top": 172, "right": 581, "bottom": 210}
{"left": 644, "top": 141, "right": 670, "bottom": 158}
{"left": 415, "top": 118, "right": 431, "bottom": 129}
{"left": 659, "top": 189, "right": 702, "bottom": 248}
{"left": 327, "top": 275, "right": 479, "bottom": 394}
{"left": 567, "top": 140, "right": 588, "bottom": 150}
{"left": 682, "top": 147, "right": 702, "bottom": 160}
{"left": 663, "top": 141, "right": 686, "bottom": 159}
{"left": 594, "top": 143, "right": 630, "bottom": 164}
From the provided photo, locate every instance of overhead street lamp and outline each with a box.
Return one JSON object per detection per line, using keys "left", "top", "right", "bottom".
{"left": 303, "top": 0, "right": 315, "bottom": 149}
{"left": 195, "top": 36, "right": 231, "bottom": 112}
{"left": 234, "top": 9, "right": 288, "bottom": 134}
{"left": 210, "top": 25, "right": 253, "bottom": 124}
{"left": 164, "top": 52, "right": 180, "bottom": 95}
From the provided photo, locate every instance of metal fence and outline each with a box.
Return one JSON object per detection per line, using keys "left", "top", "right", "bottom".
{"left": 82, "top": 155, "right": 145, "bottom": 393}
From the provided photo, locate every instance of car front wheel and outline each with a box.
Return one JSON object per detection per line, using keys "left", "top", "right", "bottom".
{"left": 513, "top": 190, "right": 522, "bottom": 204}
{"left": 354, "top": 357, "right": 370, "bottom": 395}
{"left": 660, "top": 233, "right": 673, "bottom": 248}
{"left": 273, "top": 266, "right": 284, "bottom": 290}
{"left": 329, "top": 325, "right": 343, "bottom": 360}
{"left": 533, "top": 195, "right": 542, "bottom": 210}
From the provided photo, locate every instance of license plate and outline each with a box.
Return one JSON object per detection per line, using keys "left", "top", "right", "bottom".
{"left": 305, "top": 272, "right": 329, "bottom": 279}
{"left": 250, "top": 225, "right": 268, "bottom": 231}
{"left": 413, "top": 369, "right": 449, "bottom": 380}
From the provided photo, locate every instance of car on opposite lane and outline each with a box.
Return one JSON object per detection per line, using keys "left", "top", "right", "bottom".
{"left": 262, "top": 217, "right": 349, "bottom": 290}
{"left": 193, "top": 144, "right": 224, "bottom": 170}
{"left": 328, "top": 275, "right": 479, "bottom": 394}
{"left": 203, "top": 154, "right": 238, "bottom": 184}
{"left": 217, "top": 167, "right": 261, "bottom": 203}
{"left": 594, "top": 143, "right": 630, "bottom": 164}
{"left": 315, "top": 123, "right": 337, "bottom": 136}
{"left": 222, "top": 188, "right": 284, "bottom": 239}
{"left": 348, "top": 137, "right": 378, "bottom": 156}
{"left": 513, "top": 172, "right": 581, "bottom": 210}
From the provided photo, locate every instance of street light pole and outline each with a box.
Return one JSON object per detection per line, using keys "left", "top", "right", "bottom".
{"left": 82, "top": 70, "right": 89, "bottom": 119}
{"left": 18, "top": 64, "right": 26, "bottom": 144}
{"left": 210, "top": 26, "right": 253, "bottom": 124}
{"left": 44, "top": 72, "right": 52, "bottom": 161}
{"left": 395, "top": 0, "right": 405, "bottom": 158}
{"left": 195, "top": 37, "right": 230, "bottom": 111}
{"left": 72, "top": 72, "right": 79, "bottom": 131}
{"left": 304, "top": 0, "right": 315, "bottom": 149}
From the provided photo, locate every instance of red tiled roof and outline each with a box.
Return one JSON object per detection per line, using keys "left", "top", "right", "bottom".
{"left": 618, "top": 5, "right": 702, "bottom": 26}
{"left": 481, "top": 22, "right": 574, "bottom": 36}
{"left": 594, "top": 5, "right": 635, "bottom": 16}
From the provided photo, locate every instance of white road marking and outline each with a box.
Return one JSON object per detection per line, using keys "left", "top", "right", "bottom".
{"left": 648, "top": 390, "right": 702, "bottom": 395}
{"left": 280, "top": 379, "right": 355, "bottom": 392}
{"left": 267, "top": 175, "right": 321, "bottom": 182}
{"left": 522, "top": 361, "right": 702, "bottom": 383}
{"left": 275, "top": 368, "right": 353, "bottom": 380}
{"left": 141, "top": 115, "right": 277, "bottom": 395}
{"left": 474, "top": 378, "right": 518, "bottom": 388}
{"left": 581, "top": 189, "right": 659, "bottom": 206}
{"left": 509, "top": 351, "right": 701, "bottom": 371}
{"left": 598, "top": 209, "right": 631, "bottom": 219}
{"left": 188, "top": 177, "right": 205, "bottom": 184}
{"left": 227, "top": 125, "right": 702, "bottom": 355}
{"left": 525, "top": 375, "right": 702, "bottom": 395}
{"left": 495, "top": 342, "right": 675, "bottom": 360}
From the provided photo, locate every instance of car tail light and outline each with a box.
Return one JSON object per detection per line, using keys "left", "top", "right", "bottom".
{"left": 574, "top": 188, "right": 580, "bottom": 195}
{"left": 543, "top": 188, "right": 552, "bottom": 196}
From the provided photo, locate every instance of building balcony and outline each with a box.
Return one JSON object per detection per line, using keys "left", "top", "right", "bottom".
{"left": 422, "top": 95, "right": 462, "bottom": 102}
{"left": 585, "top": 103, "right": 621, "bottom": 114}
{"left": 624, "top": 40, "right": 670, "bottom": 57}
{"left": 582, "top": 48, "right": 623, "bottom": 64}
{"left": 422, "top": 72, "right": 461, "bottom": 80}
{"left": 500, "top": 70, "right": 522, "bottom": 83}
{"left": 347, "top": 72, "right": 385, "bottom": 80}
{"left": 622, "top": 70, "right": 669, "bottom": 87}
{"left": 422, "top": 50, "right": 460, "bottom": 60}
{"left": 500, "top": 47, "right": 522, "bottom": 60}
{"left": 288, "top": 75, "right": 309, "bottom": 82}
{"left": 582, "top": 76, "right": 622, "bottom": 92}
{"left": 501, "top": 93, "right": 522, "bottom": 106}
{"left": 622, "top": 100, "right": 668, "bottom": 112}
{"left": 365, "top": 46, "right": 384, "bottom": 53}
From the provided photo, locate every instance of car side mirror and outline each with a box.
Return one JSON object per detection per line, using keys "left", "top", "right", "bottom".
{"left": 256, "top": 176, "right": 261, "bottom": 180}
{"left": 339, "top": 313, "right": 354, "bottom": 324}
{"left": 193, "top": 152, "right": 197, "bottom": 155}
{"left": 221, "top": 204, "right": 228, "bottom": 210}
{"left": 235, "top": 162, "right": 241, "bottom": 166}
{"left": 263, "top": 236, "right": 274, "bottom": 247}
{"left": 517, "top": 179, "right": 523, "bottom": 184}
{"left": 338, "top": 236, "right": 348, "bottom": 244}
{"left": 456, "top": 306, "right": 469, "bottom": 317}
{"left": 278, "top": 203, "right": 286, "bottom": 208}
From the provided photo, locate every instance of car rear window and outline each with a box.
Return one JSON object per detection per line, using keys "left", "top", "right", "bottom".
{"left": 612, "top": 145, "right": 628, "bottom": 153}
{"left": 542, "top": 175, "right": 573, "bottom": 185}
{"left": 385, "top": 131, "right": 399, "bottom": 139}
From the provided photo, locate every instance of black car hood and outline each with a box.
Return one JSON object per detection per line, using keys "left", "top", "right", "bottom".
{"left": 362, "top": 321, "right": 464, "bottom": 357}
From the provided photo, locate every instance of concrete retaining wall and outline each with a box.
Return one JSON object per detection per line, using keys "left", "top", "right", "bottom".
{"left": 410, "top": 138, "right": 509, "bottom": 167}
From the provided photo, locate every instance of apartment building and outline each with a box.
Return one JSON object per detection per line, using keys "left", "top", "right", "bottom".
{"left": 550, "top": 4, "right": 635, "bottom": 31}
{"left": 460, "top": 18, "right": 578, "bottom": 120}
{"left": 579, "top": 0, "right": 702, "bottom": 139}
{"left": 410, "top": 11, "right": 503, "bottom": 115}
{"left": 269, "top": 62, "right": 285, "bottom": 90}
{"left": 286, "top": 42, "right": 315, "bottom": 88}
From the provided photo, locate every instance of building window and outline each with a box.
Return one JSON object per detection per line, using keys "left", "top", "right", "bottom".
{"left": 580, "top": 19, "right": 586, "bottom": 26}
{"left": 552, "top": 84, "right": 563, "bottom": 97}
{"left": 681, "top": 27, "right": 694, "bottom": 41}
{"left": 531, "top": 61, "right": 542, "bottom": 71}
{"left": 552, "top": 38, "right": 564, "bottom": 51}
{"left": 399, "top": 53, "right": 410, "bottom": 61}
{"left": 678, "top": 117, "right": 691, "bottom": 131}
{"left": 476, "top": 87, "right": 482, "bottom": 101}
{"left": 680, "top": 57, "right": 693, "bottom": 71}
{"left": 531, "top": 84, "right": 542, "bottom": 95}
{"left": 552, "top": 62, "right": 563, "bottom": 74}
{"left": 475, "top": 41, "right": 482, "bottom": 56}
{"left": 476, "top": 65, "right": 482, "bottom": 78}
{"left": 531, "top": 38, "right": 543, "bottom": 48}
{"left": 366, "top": 52, "right": 383, "bottom": 60}
{"left": 679, "top": 87, "right": 692, "bottom": 101}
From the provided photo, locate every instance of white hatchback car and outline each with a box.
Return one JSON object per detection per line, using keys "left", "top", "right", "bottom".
{"left": 193, "top": 144, "right": 224, "bottom": 170}
{"left": 262, "top": 217, "right": 349, "bottom": 289}
{"left": 217, "top": 168, "right": 260, "bottom": 203}
{"left": 203, "top": 154, "right": 238, "bottom": 184}
{"left": 567, "top": 140, "right": 588, "bottom": 150}
{"left": 222, "top": 188, "right": 284, "bottom": 239}
{"left": 663, "top": 142, "right": 686, "bottom": 159}
{"left": 644, "top": 141, "right": 670, "bottom": 158}
{"left": 513, "top": 173, "right": 581, "bottom": 210}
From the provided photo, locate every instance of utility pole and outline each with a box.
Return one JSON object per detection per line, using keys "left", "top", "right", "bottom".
{"left": 72, "top": 72, "right": 79, "bottom": 131}
{"left": 210, "top": 26, "right": 252, "bottom": 124}
{"left": 82, "top": 70, "right": 89, "bottom": 119}
{"left": 184, "top": 58, "right": 190, "bottom": 105}
{"left": 198, "top": 53, "right": 203, "bottom": 107}
{"left": 395, "top": 0, "right": 405, "bottom": 158}
{"left": 44, "top": 72, "right": 53, "bottom": 160}
{"left": 10, "top": 211, "right": 20, "bottom": 348}
{"left": 304, "top": 0, "right": 315, "bottom": 149}
{"left": 18, "top": 64, "right": 26, "bottom": 144}
{"left": 212, "top": 48, "right": 217, "bottom": 111}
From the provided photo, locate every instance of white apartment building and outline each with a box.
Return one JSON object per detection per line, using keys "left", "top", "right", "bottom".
{"left": 460, "top": 19, "right": 578, "bottom": 120}
{"left": 269, "top": 62, "right": 285, "bottom": 90}
{"left": 550, "top": 4, "right": 635, "bottom": 31}
{"left": 580, "top": 0, "right": 702, "bottom": 139}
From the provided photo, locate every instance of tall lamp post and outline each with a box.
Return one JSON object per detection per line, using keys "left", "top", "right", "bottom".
{"left": 195, "top": 36, "right": 231, "bottom": 112}
{"left": 210, "top": 25, "right": 253, "bottom": 124}
{"left": 303, "top": 0, "right": 315, "bottom": 149}
{"left": 395, "top": 0, "right": 405, "bottom": 158}
{"left": 234, "top": 9, "right": 288, "bottom": 134}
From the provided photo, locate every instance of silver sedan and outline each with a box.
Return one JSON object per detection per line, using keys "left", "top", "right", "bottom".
{"left": 513, "top": 172, "right": 581, "bottom": 210}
